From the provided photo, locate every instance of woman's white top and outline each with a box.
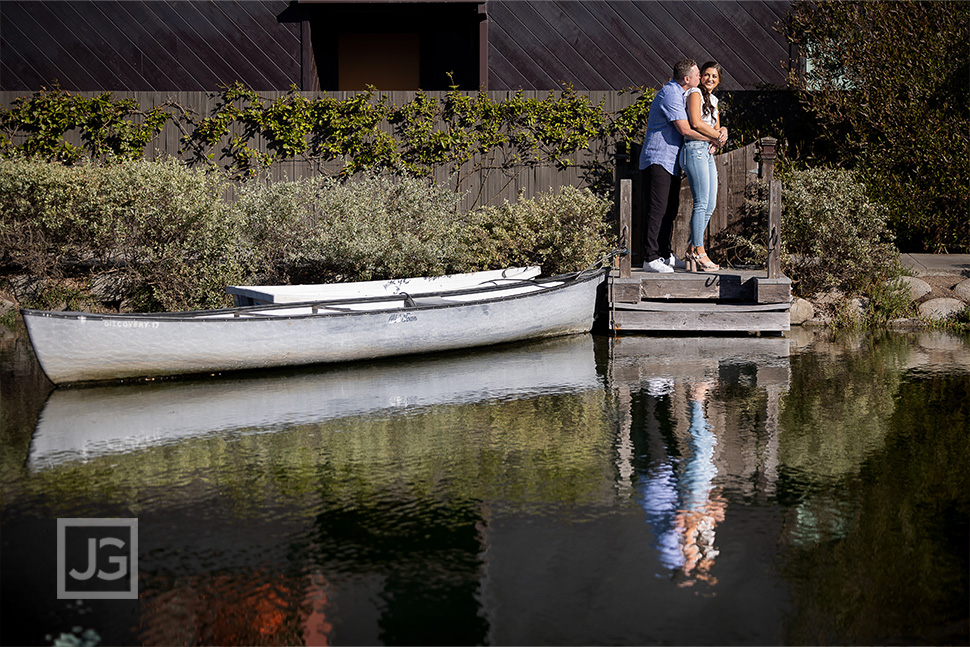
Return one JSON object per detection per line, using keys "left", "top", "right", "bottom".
{"left": 685, "top": 87, "right": 718, "bottom": 129}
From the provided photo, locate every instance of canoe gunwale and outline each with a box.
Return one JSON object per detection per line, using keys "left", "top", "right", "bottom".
{"left": 22, "top": 270, "right": 603, "bottom": 323}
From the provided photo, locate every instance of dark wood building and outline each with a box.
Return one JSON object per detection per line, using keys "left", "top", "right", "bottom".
{"left": 1, "top": 1, "right": 793, "bottom": 93}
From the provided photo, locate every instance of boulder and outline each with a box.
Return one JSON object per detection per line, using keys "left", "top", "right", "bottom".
{"left": 891, "top": 275, "right": 932, "bottom": 302}
{"left": 789, "top": 298, "right": 814, "bottom": 325}
{"left": 917, "top": 297, "right": 968, "bottom": 321}
{"left": 953, "top": 278, "right": 970, "bottom": 302}
{"left": 90, "top": 272, "right": 132, "bottom": 303}
{"left": 848, "top": 297, "right": 868, "bottom": 319}
{"left": 7, "top": 275, "right": 45, "bottom": 302}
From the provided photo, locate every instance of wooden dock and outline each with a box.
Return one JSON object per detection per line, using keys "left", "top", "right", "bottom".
{"left": 604, "top": 267, "right": 791, "bottom": 334}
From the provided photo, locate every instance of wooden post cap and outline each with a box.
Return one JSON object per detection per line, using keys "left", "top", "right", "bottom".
{"left": 758, "top": 137, "right": 777, "bottom": 160}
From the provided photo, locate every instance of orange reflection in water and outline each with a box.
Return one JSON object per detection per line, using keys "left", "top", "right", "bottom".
{"left": 138, "top": 569, "right": 333, "bottom": 646}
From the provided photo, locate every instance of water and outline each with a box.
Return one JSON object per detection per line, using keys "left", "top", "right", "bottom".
{"left": 1, "top": 328, "right": 968, "bottom": 646}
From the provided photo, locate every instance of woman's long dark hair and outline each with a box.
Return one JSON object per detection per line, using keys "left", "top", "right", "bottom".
{"left": 698, "top": 61, "right": 724, "bottom": 119}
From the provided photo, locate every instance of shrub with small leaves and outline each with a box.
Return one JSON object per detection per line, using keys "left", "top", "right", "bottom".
{"left": 236, "top": 171, "right": 475, "bottom": 284}
{"left": 0, "top": 156, "right": 243, "bottom": 311}
{"left": 236, "top": 174, "right": 612, "bottom": 284}
{"left": 782, "top": 167, "right": 901, "bottom": 298}
{"left": 463, "top": 185, "right": 612, "bottom": 276}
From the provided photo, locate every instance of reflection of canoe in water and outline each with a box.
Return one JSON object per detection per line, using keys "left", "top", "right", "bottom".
{"left": 22, "top": 270, "right": 605, "bottom": 385}
{"left": 28, "top": 334, "right": 601, "bottom": 470}
{"left": 227, "top": 266, "right": 542, "bottom": 306}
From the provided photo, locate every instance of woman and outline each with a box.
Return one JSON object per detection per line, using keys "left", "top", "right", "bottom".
{"left": 680, "top": 61, "right": 728, "bottom": 272}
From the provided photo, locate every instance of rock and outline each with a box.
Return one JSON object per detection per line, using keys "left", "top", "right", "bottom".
{"left": 891, "top": 275, "right": 932, "bottom": 302}
{"left": 917, "top": 297, "right": 968, "bottom": 321}
{"left": 789, "top": 298, "right": 814, "bottom": 325}
{"left": 814, "top": 289, "right": 844, "bottom": 306}
{"left": 7, "top": 275, "right": 45, "bottom": 302}
{"left": 953, "top": 278, "right": 970, "bottom": 302}
{"left": 848, "top": 297, "right": 868, "bottom": 318}
{"left": 90, "top": 272, "right": 132, "bottom": 303}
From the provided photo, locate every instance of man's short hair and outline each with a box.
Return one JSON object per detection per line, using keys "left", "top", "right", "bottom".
{"left": 673, "top": 58, "right": 698, "bottom": 81}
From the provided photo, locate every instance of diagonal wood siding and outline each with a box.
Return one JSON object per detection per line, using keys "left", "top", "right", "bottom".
{"left": 0, "top": 0, "right": 301, "bottom": 91}
{"left": 487, "top": 0, "right": 792, "bottom": 91}
{"left": 1, "top": 1, "right": 791, "bottom": 92}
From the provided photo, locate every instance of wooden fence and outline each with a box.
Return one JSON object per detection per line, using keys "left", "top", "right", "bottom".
{"left": 0, "top": 90, "right": 641, "bottom": 213}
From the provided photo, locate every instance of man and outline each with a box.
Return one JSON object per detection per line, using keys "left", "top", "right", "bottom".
{"left": 639, "top": 59, "right": 713, "bottom": 273}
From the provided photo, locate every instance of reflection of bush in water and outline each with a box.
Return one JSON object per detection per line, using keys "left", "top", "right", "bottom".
{"left": 778, "top": 334, "right": 970, "bottom": 645}
{"left": 16, "top": 390, "right": 615, "bottom": 513}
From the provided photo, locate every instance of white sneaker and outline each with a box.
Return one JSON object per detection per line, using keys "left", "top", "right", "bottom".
{"left": 666, "top": 254, "right": 687, "bottom": 270}
{"left": 643, "top": 258, "right": 674, "bottom": 273}
{"left": 645, "top": 377, "right": 674, "bottom": 397}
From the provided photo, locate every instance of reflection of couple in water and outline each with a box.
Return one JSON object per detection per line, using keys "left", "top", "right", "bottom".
{"left": 636, "top": 379, "right": 725, "bottom": 586}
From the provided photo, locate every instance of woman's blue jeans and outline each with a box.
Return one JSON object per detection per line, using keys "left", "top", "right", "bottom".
{"left": 680, "top": 141, "right": 718, "bottom": 248}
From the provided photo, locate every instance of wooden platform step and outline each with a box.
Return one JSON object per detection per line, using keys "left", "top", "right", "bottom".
{"left": 611, "top": 270, "right": 791, "bottom": 304}
{"left": 609, "top": 301, "right": 790, "bottom": 333}
{"left": 604, "top": 268, "right": 792, "bottom": 334}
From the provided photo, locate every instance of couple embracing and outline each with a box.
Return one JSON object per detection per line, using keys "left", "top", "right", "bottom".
{"left": 640, "top": 59, "right": 727, "bottom": 274}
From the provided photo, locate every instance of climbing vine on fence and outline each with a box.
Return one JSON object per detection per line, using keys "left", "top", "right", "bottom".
{"left": 0, "top": 82, "right": 654, "bottom": 200}
{"left": 0, "top": 84, "right": 170, "bottom": 162}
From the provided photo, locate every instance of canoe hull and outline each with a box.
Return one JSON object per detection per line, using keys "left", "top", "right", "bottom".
{"left": 23, "top": 270, "right": 605, "bottom": 384}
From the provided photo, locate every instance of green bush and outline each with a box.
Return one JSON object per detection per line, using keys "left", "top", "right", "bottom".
{"left": 236, "top": 172, "right": 476, "bottom": 284}
{"left": 1, "top": 159, "right": 612, "bottom": 312}
{"left": 783, "top": 0, "right": 970, "bottom": 252}
{"left": 463, "top": 185, "right": 613, "bottom": 277}
{"left": 0, "top": 156, "right": 100, "bottom": 279}
{"left": 0, "top": 156, "right": 244, "bottom": 311}
{"left": 782, "top": 167, "right": 902, "bottom": 298}
{"left": 237, "top": 174, "right": 613, "bottom": 283}
{"left": 93, "top": 158, "right": 244, "bottom": 311}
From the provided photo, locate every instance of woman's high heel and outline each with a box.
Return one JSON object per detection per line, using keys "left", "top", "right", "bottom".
{"left": 686, "top": 250, "right": 719, "bottom": 272}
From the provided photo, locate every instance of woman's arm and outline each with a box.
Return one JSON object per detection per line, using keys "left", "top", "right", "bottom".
{"left": 714, "top": 113, "right": 728, "bottom": 146}
{"left": 686, "top": 92, "right": 721, "bottom": 143}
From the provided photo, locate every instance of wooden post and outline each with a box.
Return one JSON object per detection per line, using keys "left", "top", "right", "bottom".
{"left": 758, "top": 137, "right": 782, "bottom": 279}
{"left": 619, "top": 178, "right": 632, "bottom": 278}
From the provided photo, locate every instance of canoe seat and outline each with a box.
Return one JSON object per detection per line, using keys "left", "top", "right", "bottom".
{"left": 411, "top": 297, "right": 456, "bottom": 307}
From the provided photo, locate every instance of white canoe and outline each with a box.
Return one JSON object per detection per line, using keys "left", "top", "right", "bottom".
{"left": 227, "top": 266, "right": 542, "bottom": 306}
{"left": 22, "top": 269, "right": 605, "bottom": 385}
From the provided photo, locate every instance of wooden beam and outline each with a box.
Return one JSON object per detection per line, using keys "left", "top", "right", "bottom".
{"left": 758, "top": 137, "right": 781, "bottom": 279}
{"left": 619, "top": 178, "right": 632, "bottom": 278}
{"left": 614, "top": 301, "right": 789, "bottom": 313}
{"left": 768, "top": 179, "right": 782, "bottom": 279}
{"left": 611, "top": 309, "right": 790, "bottom": 333}
{"left": 637, "top": 273, "right": 747, "bottom": 301}
{"left": 754, "top": 275, "right": 789, "bottom": 304}
{"left": 610, "top": 278, "right": 641, "bottom": 303}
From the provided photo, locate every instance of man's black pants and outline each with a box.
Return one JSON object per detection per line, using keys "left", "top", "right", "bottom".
{"left": 642, "top": 164, "right": 681, "bottom": 264}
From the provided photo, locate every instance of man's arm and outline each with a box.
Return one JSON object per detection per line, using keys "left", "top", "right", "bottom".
{"left": 672, "top": 119, "right": 714, "bottom": 142}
